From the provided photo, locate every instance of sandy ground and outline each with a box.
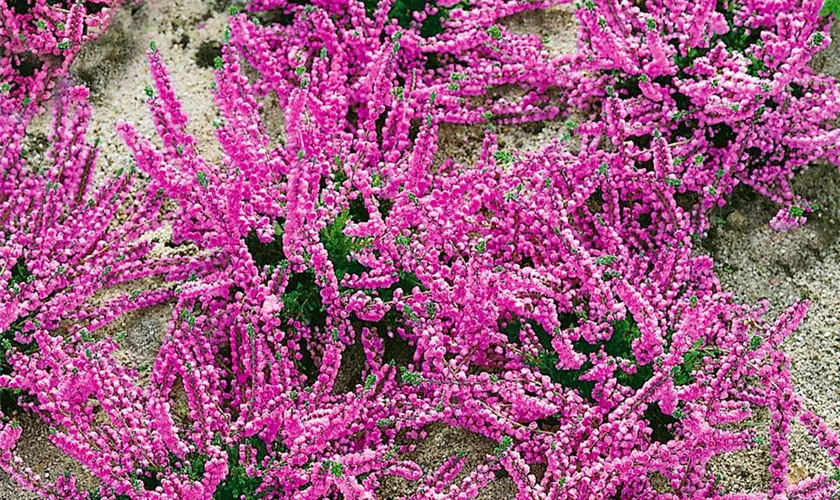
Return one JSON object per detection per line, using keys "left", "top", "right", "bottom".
{"left": 2, "top": 2, "right": 839, "bottom": 499}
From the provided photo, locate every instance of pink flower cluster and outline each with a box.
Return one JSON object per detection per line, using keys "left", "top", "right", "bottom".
{"left": 0, "top": 81, "right": 191, "bottom": 353}
{"left": 231, "top": 0, "right": 578, "bottom": 124}
{"left": 1, "top": 0, "right": 840, "bottom": 499}
{"left": 0, "top": 0, "right": 125, "bottom": 109}
{"left": 573, "top": 0, "right": 840, "bottom": 230}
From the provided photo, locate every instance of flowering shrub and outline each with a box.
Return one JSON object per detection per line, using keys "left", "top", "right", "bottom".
{"left": 0, "top": 0, "right": 839, "bottom": 499}
{"left": 0, "top": 37, "right": 831, "bottom": 498}
{"left": 234, "top": 0, "right": 584, "bottom": 125}
{"left": 0, "top": 0, "right": 125, "bottom": 107}
{"left": 0, "top": 83, "right": 203, "bottom": 498}
{"left": 374, "top": 131, "right": 835, "bottom": 498}
{"left": 574, "top": 0, "right": 840, "bottom": 230}
{"left": 0, "top": 82, "right": 187, "bottom": 370}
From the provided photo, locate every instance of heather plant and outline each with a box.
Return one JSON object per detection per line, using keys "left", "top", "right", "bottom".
{"left": 0, "top": 0, "right": 125, "bottom": 108}
{"left": 0, "top": 1, "right": 839, "bottom": 499}
{"left": 0, "top": 81, "right": 205, "bottom": 410}
{"left": 367, "top": 129, "right": 838, "bottom": 497}
{"left": 574, "top": 0, "right": 840, "bottom": 230}
{"left": 0, "top": 39, "right": 491, "bottom": 499}
{"left": 0, "top": 35, "right": 829, "bottom": 498}
{"left": 233, "top": 0, "right": 586, "bottom": 126}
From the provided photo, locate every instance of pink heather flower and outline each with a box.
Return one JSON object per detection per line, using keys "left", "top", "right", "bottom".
{"left": 770, "top": 205, "right": 810, "bottom": 232}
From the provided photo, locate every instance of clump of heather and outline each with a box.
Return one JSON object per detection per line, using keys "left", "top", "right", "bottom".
{"left": 373, "top": 129, "right": 833, "bottom": 497}
{"left": 0, "top": 1, "right": 839, "bottom": 499}
{"left": 0, "top": 83, "right": 194, "bottom": 420}
{"left": 0, "top": 0, "right": 125, "bottom": 107}
{"left": 575, "top": 0, "right": 840, "bottom": 229}
{"left": 233, "top": 0, "right": 585, "bottom": 126}
{"left": 0, "top": 43, "right": 483, "bottom": 499}
{"left": 0, "top": 37, "right": 825, "bottom": 498}
{"left": 0, "top": 292, "right": 432, "bottom": 499}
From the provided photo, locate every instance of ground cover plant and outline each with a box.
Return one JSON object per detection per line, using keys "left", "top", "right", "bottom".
{"left": 1, "top": 0, "right": 840, "bottom": 499}
{"left": 573, "top": 0, "right": 840, "bottom": 231}
{"left": 1, "top": 0, "right": 126, "bottom": 108}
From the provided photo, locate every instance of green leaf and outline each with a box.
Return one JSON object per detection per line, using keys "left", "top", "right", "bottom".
{"left": 322, "top": 460, "right": 344, "bottom": 477}
{"left": 399, "top": 367, "right": 422, "bottom": 386}
{"left": 820, "top": 0, "right": 840, "bottom": 16}
{"left": 493, "top": 150, "right": 514, "bottom": 165}
{"left": 196, "top": 171, "right": 209, "bottom": 189}
{"left": 595, "top": 255, "right": 617, "bottom": 266}
{"left": 377, "top": 418, "right": 395, "bottom": 428}
{"left": 494, "top": 436, "right": 513, "bottom": 456}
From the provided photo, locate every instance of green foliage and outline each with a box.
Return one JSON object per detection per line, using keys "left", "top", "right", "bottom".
{"left": 399, "top": 366, "right": 423, "bottom": 386}
{"left": 669, "top": 339, "right": 722, "bottom": 386}
{"left": 245, "top": 222, "right": 285, "bottom": 269}
{"left": 196, "top": 171, "right": 209, "bottom": 189}
{"left": 320, "top": 209, "right": 371, "bottom": 282}
{"left": 594, "top": 255, "right": 617, "bottom": 266}
{"left": 1, "top": 259, "right": 37, "bottom": 410}
{"left": 377, "top": 418, "right": 395, "bottom": 428}
{"left": 493, "top": 435, "right": 513, "bottom": 456}
{"left": 644, "top": 403, "right": 678, "bottom": 443}
{"left": 127, "top": 437, "right": 272, "bottom": 499}
{"left": 493, "top": 150, "right": 514, "bottom": 165}
{"left": 820, "top": 0, "right": 840, "bottom": 16}
{"left": 7, "top": 258, "right": 32, "bottom": 289}
{"left": 281, "top": 210, "right": 373, "bottom": 326}
{"left": 245, "top": 206, "right": 372, "bottom": 327}
{"left": 281, "top": 269, "right": 325, "bottom": 327}
{"left": 362, "top": 0, "right": 470, "bottom": 38}
{"left": 504, "top": 317, "right": 712, "bottom": 420}
{"left": 212, "top": 438, "right": 268, "bottom": 500}
{"left": 322, "top": 459, "right": 344, "bottom": 478}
